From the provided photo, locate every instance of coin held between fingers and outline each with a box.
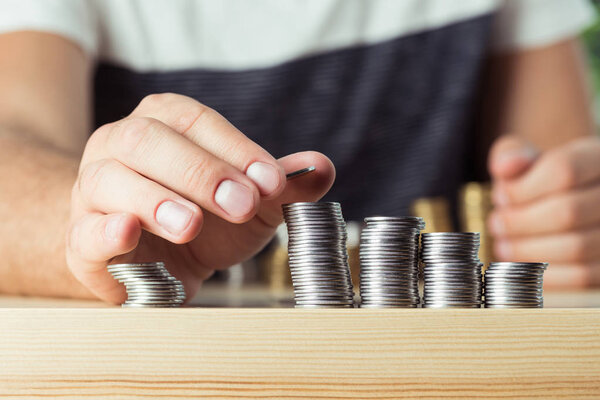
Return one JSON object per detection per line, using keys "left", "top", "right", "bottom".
{"left": 286, "top": 166, "right": 316, "bottom": 180}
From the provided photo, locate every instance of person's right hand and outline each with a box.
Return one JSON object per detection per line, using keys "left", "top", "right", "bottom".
{"left": 66, "top": 93, "right": 335, "bottom": 304}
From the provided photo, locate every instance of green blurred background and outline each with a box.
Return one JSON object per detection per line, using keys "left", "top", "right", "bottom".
{"left": 582, "top": 0, "right": 600, "bottom": 121}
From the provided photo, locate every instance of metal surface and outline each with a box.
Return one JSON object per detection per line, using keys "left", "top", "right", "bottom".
{"left": 285, "top": 166, "right": 316, "bottom": 180}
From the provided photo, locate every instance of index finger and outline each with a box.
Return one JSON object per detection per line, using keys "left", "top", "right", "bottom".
{"left": 130, "top": 93, "right": 286, "bottom": 198}
{"left": 497, "top": 136, "right": 600, "bottom": 206}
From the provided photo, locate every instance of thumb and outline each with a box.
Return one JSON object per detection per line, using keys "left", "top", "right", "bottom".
{"left": 488, "top": 135, "right": 539, "bottom": 181}
{"left": 258, "top": 151, "right": 336, "bottom": 227}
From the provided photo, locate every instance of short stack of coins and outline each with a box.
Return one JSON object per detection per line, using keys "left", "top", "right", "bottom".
{"left": 421, "top": 232, "right": 482, "bottom": 308}
{"left": 484, "top": 262, "right": 548, "bottom": 308}
{"left": 107, "top": 262, "right": 186, "bottom": 307}
{"left": 359, "top": 216, "right": 425, "bottom": 308}
{"left": 282, "top": 202, "right": 355, "bottom": 308}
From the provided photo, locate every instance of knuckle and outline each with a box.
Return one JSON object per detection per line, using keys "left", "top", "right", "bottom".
{"left": 78, "top": 159, "right": 114, "bottom": 201}
{"left": 177, "top": 102, "right": 210, "bottom": 133}
{"left": 181, "top": 156, "right": 218, "bottom": 194}
{"left": 113, "top": 117, "right": 157, "bottom": 157}
{"left": 139, "top": 93, "right": 180, "bottom": 109}
{"left": 86, "top": 123, "right": 111, "bottom": 151}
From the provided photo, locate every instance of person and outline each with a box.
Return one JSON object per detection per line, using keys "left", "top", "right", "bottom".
{"left": 0, "top": 0, "right": 598, "bottom": 303}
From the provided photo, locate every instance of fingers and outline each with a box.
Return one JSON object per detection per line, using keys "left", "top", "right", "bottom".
{"left": 492, "top": 136, "right": 600, "bottom": 206}
{"left": 258, "top": 151, "right": 336, "bottom": 227}
{"left": 76, "top": 159, "right": 203, "bottom": 243}
{"left": 66, "top": 212, "right": 141, "bottom": 303}
{"left": 183, "top": 151, "right": 336, "bottom": 272}
{"left": 488, "top": 136, "right": 600, "bottom": 291}
{"left": 129, "top": 93, "right": 286, "bottom": 198}
{"left": 86, "top": 116, "right": 261, "bottom": 223}
{"left": 488, "top": 184, "right": 600, "bottom": 237}
{"left": 488, "top": 135, "right": 538, "bottom": 181}
{"left": 494, "top": 227, "right": 600, "bottom": 264}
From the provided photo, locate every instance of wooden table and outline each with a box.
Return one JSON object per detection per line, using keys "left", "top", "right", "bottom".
{"left": 1, "top": 287, "right": 599, "bottom": 399}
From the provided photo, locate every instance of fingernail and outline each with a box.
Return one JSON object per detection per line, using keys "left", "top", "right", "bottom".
{"left": 488, "top": 213, "right": 505, "bottom": 236}
{"left": 494, "top": 240, "right": 512, "bottom": 260}
{"left": 105, "top": 214, "right": 124, "bottom": 241}
{"left": 215, "top": 180, "right": 254, "bottom": 218}
{"left": 246, "top": 161, "right": 280, "bottom": 196}
{"left": 492, "top": 186, "right": 509, "bottom": 207}
{"left": 156, "top": 201, "right": 194, "bottom": 235}
{"left": 498, "top": 146, "right": 538, "bottom": 163}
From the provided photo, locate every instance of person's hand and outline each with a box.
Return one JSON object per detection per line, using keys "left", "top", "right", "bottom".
{"left": 487, "top": 135, "right": 600, "bottom": 289}
{"left": 66, "top": 93, "right": 335, "bottom": 303}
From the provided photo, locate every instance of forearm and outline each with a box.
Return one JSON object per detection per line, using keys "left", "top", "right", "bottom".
{"left": 481, "top": 38, "right": 595, "bottom": 152}
{"left": 0, "top": 128, "right": 92, "bottom": 298}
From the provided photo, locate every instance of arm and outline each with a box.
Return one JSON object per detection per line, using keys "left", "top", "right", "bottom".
{"left": 483, "top": 38, "right": 600, "bottom": 288}
{"left": 482, "top": 38, "right": 595, "bottom": 150}
{"left": 0, "top": 32, "right": 93, "bottom": 297}
{"left": 0, "top": 32, "right": 335, "bottom": 303}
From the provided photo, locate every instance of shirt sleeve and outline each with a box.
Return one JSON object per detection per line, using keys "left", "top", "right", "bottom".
{"left": 491, "top": 0, "right": 596, "bottom": 52}
{"left": 0, "top": 0, "right": 97, "bottom": 55}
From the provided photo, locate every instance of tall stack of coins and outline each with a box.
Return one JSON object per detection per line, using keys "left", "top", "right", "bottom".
{"left": 484, "top": 262, "right": 548, "bottom": 308}
{"left": 107, "top": 262, "right": 186, "bottom": 307}
{"left": 359, "top": 216, "right": 425, "bottom": 308}
{"left": 421, "top": 233, "right": 482, "bottom": 308}
{"left": 282, "top": 202, "right": 355, "bottom": 308}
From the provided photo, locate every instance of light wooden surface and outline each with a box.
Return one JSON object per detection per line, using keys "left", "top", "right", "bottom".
{"left": 2, "top": 285, "right": 600, "bottom": 308}
{"left": 1, "top": 307, "right": 599, "bottom": 399}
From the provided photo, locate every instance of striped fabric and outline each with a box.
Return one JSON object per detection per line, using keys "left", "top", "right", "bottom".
{"left": 94, "top": 14, "right": 493, "bottom": 221}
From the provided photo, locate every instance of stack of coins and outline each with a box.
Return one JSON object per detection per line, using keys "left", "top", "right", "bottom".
{"left": 359, "top": 216, "right": 425, "bottom": 308}
{"left": 421, "top": 232, "right": 482, "bottom": 308}
{"left": 107, "top": 262, "right": 186, "bottom": 307}
{"left": 484, "top": 262, "right": 548, "bottom": 308}
{"left": 282, "top": 202, "right": 355, "bottom": 308}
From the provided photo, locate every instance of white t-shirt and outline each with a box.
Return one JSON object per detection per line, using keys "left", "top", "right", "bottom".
{"left": 0, "top": 0, "right": 594, "bottom": 71}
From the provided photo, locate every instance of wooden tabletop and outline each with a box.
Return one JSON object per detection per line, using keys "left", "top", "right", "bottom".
{"left": 1, "top": 286, "right": 599, "bottom": 399}
{"left": 2, "top": 284, "right": 600, "bottom": 308}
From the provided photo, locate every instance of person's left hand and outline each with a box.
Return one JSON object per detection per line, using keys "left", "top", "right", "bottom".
{"left": 487, "top": 135, "right": 600, "bottom": 289}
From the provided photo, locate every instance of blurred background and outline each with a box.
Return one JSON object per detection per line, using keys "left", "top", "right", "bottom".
{"left": 1, "top": 0, "right": 599, "bottom": 305}
{"left": 198, "top": 0, "right": 600, "bottom": 305}
{"left": 582, "top": 0, "right": 600, "bottom": 121}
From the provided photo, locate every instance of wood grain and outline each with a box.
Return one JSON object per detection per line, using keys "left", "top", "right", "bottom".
{"left": 1, "top": 308, "right": 599, "bottom": 399}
